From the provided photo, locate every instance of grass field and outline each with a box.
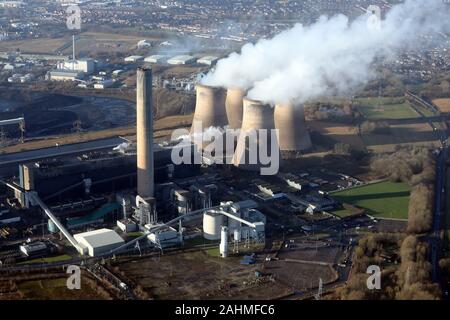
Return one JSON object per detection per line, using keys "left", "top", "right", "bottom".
{"left": 0, "top": 37, "right": 69, "bottom": 53}
{"left": 19, "top": 254, "right": 72, "bottom": 264}
{"left": 356, "top": 97, "right": 419, "bottom": 120}
{"left": 331, "top": 208, "right": 358, "bottom": 218}
{"left": 331, "top": 181, "right": 410, "bottom": 219}
{"left": 15, "top": 275, "right": 111, "bottom": 299}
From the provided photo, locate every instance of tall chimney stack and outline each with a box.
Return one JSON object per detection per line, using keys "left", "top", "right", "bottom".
{"left": 136, "top": 67, "right": 154, "bottom": 197}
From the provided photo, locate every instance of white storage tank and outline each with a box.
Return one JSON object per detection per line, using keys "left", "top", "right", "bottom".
{"left": 233, "top": 228, "right": 241, "bottom": 242}
{"left": 203, "top": 210, "right": 224, "bottom": 240}
{"left": 220, "top": 226, "right": 229, "bottom": 258}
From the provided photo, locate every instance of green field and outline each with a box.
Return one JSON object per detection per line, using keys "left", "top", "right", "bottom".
{"left": 356, "top": 97, "right": 419, "bottom": 120}
{"left": 331, "top": 208, "right": 358, "bottom": 218}
{"left": 20, "top": 254, "right": 72, "bottom": 265}
{"left": 331, "top": 181, "right": 410, "bottom": 219}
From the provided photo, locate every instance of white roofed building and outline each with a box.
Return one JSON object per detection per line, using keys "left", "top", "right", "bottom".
{"left": 167, "top": 55, "right": 196, "bottom": 65}
{"left": 74, "top": 228, "right": 124, "bottom": 257}
{"left": 197, "top": 56, "right": 218, "bottom": 66}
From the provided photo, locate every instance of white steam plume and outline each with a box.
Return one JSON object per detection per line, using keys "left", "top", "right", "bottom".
{"left": 201, "top": 0, "right": 450, "bottom": 105}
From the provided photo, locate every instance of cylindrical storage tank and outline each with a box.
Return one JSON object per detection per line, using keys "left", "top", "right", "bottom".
{"left": 48, "top": 219, "right": 58, "bottom": 233}
{"left": 233, "top": 228, "right": 241, "bottom": 242}
{"left": 191, "top": 84, "right": 228, "bottom": 134}
{"left": 233, "top": 98, "right": 278, "bottom": 170}
{"left": 274, "top": 102, "right": 312, "bottom": 151}
{"left": 225, "top": 88, "right": 245, "bottom": 129}
{"left": 220, "top": 226, "right": 229, "bottom": 258}
{"left": 203, "top": 210, "right": 224, "bottom": 240}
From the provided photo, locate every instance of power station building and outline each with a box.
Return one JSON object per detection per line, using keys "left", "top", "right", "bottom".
{"left": 74, "top": 228, "right": 125, "bottom": 257}
{"left": 16, "top": 144, "right": 199, "bottom": 207}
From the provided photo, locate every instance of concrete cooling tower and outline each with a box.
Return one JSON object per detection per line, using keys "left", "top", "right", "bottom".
{"left": 190, "top": 84, "right": 228, "bottom": 133}
{"left": 225, "top": 88, "right": 246, "bottom": 129}
{"left": 274, "top": 103, "right": 312, "bottom": 151}
{"left": 136, "top": 67, "right": 154, "bottom": 198}
{"left": 233, "top": 98, "right": 278, "bottom": 170}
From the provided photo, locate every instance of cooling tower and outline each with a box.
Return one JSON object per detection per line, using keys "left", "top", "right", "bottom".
{"left": 136, "top": 67, "right": 154, "bottom": 198}
{"left": 225, "top": 88, "right": 245, "bottom": 129}
{"left": 190, "top": 84, "right": 228, "bottom": 133}
{"left": 274, "top": 103, "right": 312, "bottom": 151}
{"left": 232, "top": 98, "right": 278, "bottom": 170}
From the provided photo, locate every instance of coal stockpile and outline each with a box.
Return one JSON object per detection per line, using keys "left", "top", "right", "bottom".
{"left": 0, "top": 94, "right": 80, "bottom": 137}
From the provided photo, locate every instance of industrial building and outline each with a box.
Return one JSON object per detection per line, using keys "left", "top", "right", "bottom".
{"left": 74, "top": 228, "right": 125, "bottom": 257}
{"left": 197, "top": 56, "right": 218, "bottom": 66}
{"left": 167, "top": 55, "right": 196, "bottom": 65}
{"left": 58, "top": 58, "right": 95, "bottom": 74}
{"left": 19, "top": 242, "right": 47, "bottom": 257}
{"left": 144, "top": 55, "right": 167, "bottom": 64}
{"left": 137, "top": 40, "right": 152, "bottom": 49}
{"left": 47, "top": 70, "right": 82, "bottom": 81}
{"left": 94, "top": 79, "right": 114, "bottom": 89}
{"left": 202, "top": 200, "right": 265, "bottom": 245}
{"left": 15, "top": 143, "right": 198, "bottom": 207}
{"left": 124, "top": 55, "right": 144, "bottom": 63}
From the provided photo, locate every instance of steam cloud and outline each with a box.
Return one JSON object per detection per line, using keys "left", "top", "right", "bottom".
{"left": 201, "top": 0, "right": 450, "bottom": 105}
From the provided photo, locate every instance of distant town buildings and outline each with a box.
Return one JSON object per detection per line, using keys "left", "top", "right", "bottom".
{"left": 124, "top": 55, "right": 144, "bottom": 63}
{"left": 58, "top": 58, "right": 96, "bottom": 74}
{"left": 137, "top": 40, "right": 152, "bottom": 49}
{"left": 197, "top": 56, "right": 218, "bottom": 66}
{"left": 47, "top": 70, "right": 82, "bottom": 81}
{"left": 144, "top": 55, "right": 167, "bottom": 64}
{"left": 167, "top": 55, "right": 196, "bottom": 65}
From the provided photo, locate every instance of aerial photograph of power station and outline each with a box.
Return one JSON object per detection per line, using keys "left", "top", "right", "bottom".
{"left": 0, "top": 0, "right": 450, "bottom": 312}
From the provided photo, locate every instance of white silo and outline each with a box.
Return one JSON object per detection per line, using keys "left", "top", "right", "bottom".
{"left": 220, "top": 226, "right": 229, "bottom": 258}
{"left": 233, "top": 228, "right": 241, "bottom": 242}
{"left": 203, "top": 210, "right": 224, "bottom": 240}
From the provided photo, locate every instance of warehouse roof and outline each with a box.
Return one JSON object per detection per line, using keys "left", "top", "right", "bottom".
{"left": 167, "top": 55, "right": 195, "bottom": 63}
{"left": 74, "top": 228, "right": 124, "bottom": 248}
{"left": 49, "top": 70, "right": 81, "bottom": 77}
{"left": 197, "top": 56, "right": 218, "bottom": 63}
